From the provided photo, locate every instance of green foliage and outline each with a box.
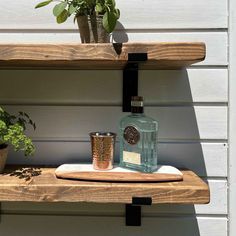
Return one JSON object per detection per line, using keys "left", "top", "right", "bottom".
{"left": 56, "top": 9, "right": 69, "bottom": 23}
{"left": 0, "top": 107, "right": 36, "bottom": 156}
{"left": 53, "top": 2, "right": 67, "bottom": 17}
{"left": 35, "top": 0, "right": 120, "bottom": 33}
{"left": 103, "top": 11, "right": 117, "bottom": 33}
{"left": 35, "top": 0, "right": 53, "bottom": 9}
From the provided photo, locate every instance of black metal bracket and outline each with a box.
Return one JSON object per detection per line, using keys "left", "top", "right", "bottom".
{"left": 123, "top": 53, "right": 148, "bottom": 112}
{"left": 125, "top": 197, "right": 152, "bottom": 226}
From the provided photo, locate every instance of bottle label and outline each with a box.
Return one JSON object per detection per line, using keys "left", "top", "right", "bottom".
{"left": 123, "top": 126, "right": 140, "bottom": 145}
{"left": 123, "top": 151, "right": 141, "bottom": 165}
{"left": 131, "top": 101, "right": 143, "bottom": 107}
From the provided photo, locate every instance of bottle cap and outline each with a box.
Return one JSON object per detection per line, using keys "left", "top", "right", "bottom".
{"left": 131, "top": 96, "right": 144, "bottom": 107}
{"left": 131, "top": 96, "right": 144, "bottom": 113}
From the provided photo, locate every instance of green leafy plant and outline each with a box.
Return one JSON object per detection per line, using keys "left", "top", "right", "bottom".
{"left": 35, "top": 0, "right": 120, "bottom": 33}
{"left": 0, "top": 107, "right": 36, "bottom": 156}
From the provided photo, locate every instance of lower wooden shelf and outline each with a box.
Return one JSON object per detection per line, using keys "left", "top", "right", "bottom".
{"left": 0, "top": 166, "right": 210, "bottom": 204}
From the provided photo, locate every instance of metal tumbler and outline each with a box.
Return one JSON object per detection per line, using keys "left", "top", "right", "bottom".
{"left": 90, "top": 132, "right": 116, "bottom": 170}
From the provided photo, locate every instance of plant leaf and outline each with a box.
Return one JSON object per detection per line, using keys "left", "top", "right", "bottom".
{"left": 69, "top": 4, "right": 77, "bottom": 15}
{"left": 10, "top": 115, "right": 16, "bottom": 120}
{"left": 24, "top": 112, "right": 30, "bottom": 118}
{"left": 106, "top": 0, "right": 115, "bottom": 8}
{"left": 103, "top": 11, "right": 117, "bottom": 33}
{"left": 95, "top": 3, "right": 103, "bottom": 13}
{"left": 35, "top": 0, "right": 53, "bottom": 9}
{"left": 112, "top": 0, "right": 116, "bottom": 6}
{"left": 115, "top": 8, "right": 120, "bottom": 19}
{"left": 56, "top": 9, "right": 68, "bottom": 23}
{"left": 53, "top": 2, "right": 67, "bottom": 17}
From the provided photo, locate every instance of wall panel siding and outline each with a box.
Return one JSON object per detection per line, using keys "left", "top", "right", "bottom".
{"left": 229, "top": 0, "right": 236, "bottom": 235}
{"left": 8, "top": 142, "right": 227, "bottom": 178}
{"left": 0, "top": 69, "right": 228, "bottom": 105}
{"left": 0, "top": 215, "right": 227, "bottom": 236}
{"left": 3, "top": 106, "right": 227, "bottom": 140}
{"left": 0, "top": 0, "right": 227, "bottom": 29}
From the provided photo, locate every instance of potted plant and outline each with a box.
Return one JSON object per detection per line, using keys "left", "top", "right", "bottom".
{"left": 35, "top": 0, "right": 120, "bottom": 43}
{"left": 0, "top": 107, "right": 36, "bottom": 173}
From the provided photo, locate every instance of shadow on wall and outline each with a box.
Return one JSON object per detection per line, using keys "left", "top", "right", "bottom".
{"left": 140, "top": 69, "right": 206, "bottom": 236}
{"left": 0, "top": 209, "right": 206, "bottom": 236}
{"left": 112, "top": 21, "right": 129, "bottom": 43}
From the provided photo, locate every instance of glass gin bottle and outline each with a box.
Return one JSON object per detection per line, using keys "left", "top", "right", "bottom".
{"left": 119, "top": 96, "right": 158, "bottom": 173}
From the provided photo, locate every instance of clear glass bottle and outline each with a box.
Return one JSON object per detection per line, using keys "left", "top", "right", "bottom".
{"left": 119, "top": 96, "right": 158, "bottom": 173}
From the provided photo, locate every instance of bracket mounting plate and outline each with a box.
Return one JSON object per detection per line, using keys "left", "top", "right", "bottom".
{"left": 125, "top": 197, "right": 152, "bottom": 226}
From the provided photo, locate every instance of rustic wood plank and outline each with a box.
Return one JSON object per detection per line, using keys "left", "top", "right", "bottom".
{"left": 0, "top": 32, "right": 226, "bottom": 66}
{"left": 0, "top": 166, "right": 210, "bottom": 204}
{"left": 0, "top": 43, "right": 205, "bottom": 69}
{"left": 0, "top": 180, "right": 227, "bottom": 215}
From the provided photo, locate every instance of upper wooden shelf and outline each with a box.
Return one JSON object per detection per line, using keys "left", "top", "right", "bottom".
{"left": 0, "top": 42, "right": 205, "bottom": 69}
{"left": 0, "top": 166, "right": 209, "bottom": 204}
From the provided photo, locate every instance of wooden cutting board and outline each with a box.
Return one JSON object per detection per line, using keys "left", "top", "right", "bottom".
{"left": 55, "top": 164, "right": 183, "bottom": 182}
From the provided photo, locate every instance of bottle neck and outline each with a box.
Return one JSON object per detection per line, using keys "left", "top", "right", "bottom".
{"left": 131, "top": 106, "right": 144, "bottom": 114}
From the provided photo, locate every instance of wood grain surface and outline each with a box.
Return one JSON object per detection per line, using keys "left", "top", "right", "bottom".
{"left": 0, "top": 166, "right": 210, "bottom": 204}
{"left": 0, "top": 43, "right": 205, "bottom": 69}
{"left": 55, "top": 171, "right": 183, "bottom": 182}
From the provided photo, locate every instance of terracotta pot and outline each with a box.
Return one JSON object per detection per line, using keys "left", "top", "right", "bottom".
{"left": 76, "top": 14, "right": 110, "bottom": 43}
{"left": 0, "top": 145, "right": 8, "bottom": 173}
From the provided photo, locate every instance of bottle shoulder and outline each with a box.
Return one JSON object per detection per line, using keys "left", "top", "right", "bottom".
{"left": 120, "top": 113, "right": 158, "bottom": 129}
{"left": 120, "top": 114, "right": 157, "bottom": 122}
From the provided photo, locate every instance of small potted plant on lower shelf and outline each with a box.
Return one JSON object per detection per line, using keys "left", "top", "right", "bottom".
{"left": 35, "top": 0, "right": 120, "bottom": 43}
{"left": 0, "top": 107, "right": 36, "bottom": 173}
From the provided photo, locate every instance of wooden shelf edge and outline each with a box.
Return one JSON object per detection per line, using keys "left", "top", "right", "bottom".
{"left": 0, "top": 42, "right": 206, "bottom": 69}
{"left": 0, "top": 166, "right": 210, "bottom": 204}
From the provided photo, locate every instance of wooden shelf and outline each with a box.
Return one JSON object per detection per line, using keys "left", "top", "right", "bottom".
{"left": 0, "top": 42, "right": 205, "bottom": 69}
{"left": 0, "top": 166, "right": 210, "bottom": 204}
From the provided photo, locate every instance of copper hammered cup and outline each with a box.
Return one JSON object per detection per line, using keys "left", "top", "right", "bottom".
{"left": 90, "top": 132, "right": 116, "bottom": 170}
